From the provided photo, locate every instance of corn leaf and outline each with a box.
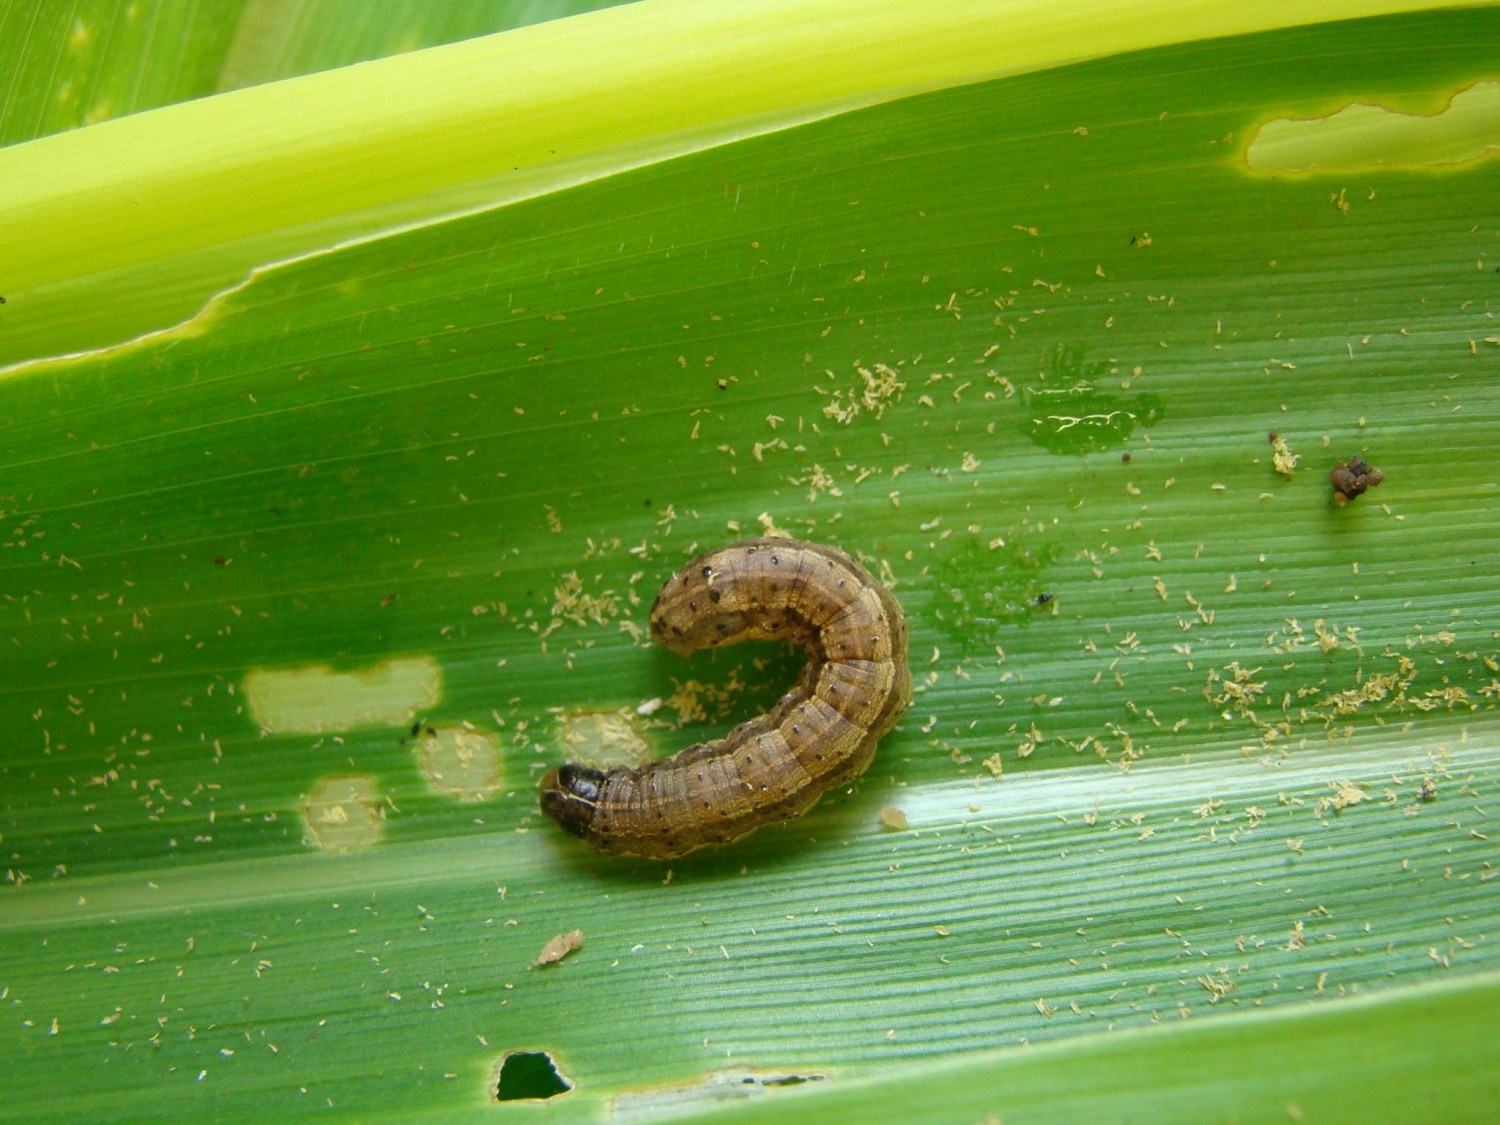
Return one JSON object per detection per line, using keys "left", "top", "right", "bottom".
{"left": 2, "top": 2, "right": 1498, "bottom": 1122}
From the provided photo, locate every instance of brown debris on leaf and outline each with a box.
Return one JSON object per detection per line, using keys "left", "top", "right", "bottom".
{"left": 1330, "top": 455, "right": 1383, "bottom": 506}
{"left": 534, "top": 929, "right": 584, "bottom": 967}
{"left": 878, "top": 805, "right": 909, "bottom": 830}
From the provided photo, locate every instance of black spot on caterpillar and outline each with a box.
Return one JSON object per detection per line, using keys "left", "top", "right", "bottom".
{"left": 540, "top": 538, "right": 911, "bottom": 859}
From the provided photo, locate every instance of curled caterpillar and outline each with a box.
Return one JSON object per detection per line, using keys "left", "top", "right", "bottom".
{"left": 540, "top": 538, "right": 911, "bottom": 859}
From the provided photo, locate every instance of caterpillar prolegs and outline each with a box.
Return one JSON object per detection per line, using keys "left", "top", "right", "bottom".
{"left": 539, "top": 538, "right": 911, "bottom": 859}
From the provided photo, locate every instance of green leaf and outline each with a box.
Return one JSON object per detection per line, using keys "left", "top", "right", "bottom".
{"left": 215, "top": 0, "right": 632, "bottom": 93}
{"left": 0, "top": 0, "right": 628, "bottom": 148}
{"left": 662, "top": 971, "right": 1500, "bottom": 1125}
{"left": 0, "top": 0, "right": 1453, "bottom": 367}
{"left": 0, "top": 0, "right": 247, "bottom": 146}
{"left": 3, "top": 2, "right": 1498, "bottom": 1122}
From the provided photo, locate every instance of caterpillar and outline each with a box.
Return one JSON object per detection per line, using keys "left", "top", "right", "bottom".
{"left": 540, "top": 538, "right": 911, "bottom": 859}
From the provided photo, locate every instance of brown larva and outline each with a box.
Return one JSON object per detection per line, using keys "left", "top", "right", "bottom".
{"left": 539, "top": 538, "right": 911, "bottom": 859}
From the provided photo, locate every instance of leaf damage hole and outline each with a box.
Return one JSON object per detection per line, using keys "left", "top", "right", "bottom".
{"left": 753, "top": 1073, "right": 823, "bottom": 1087}
{"left": 1244, "top": 80, "right": 1500, "bottom": 173}
{"left": 611, "top": 1068, "right": 827, "bottom": 1120}
{"left": 243, "top": 654, "right": 442, "bottom": 733}
{"left": 492, "top": 1050, "right": 573, "bottom": 1102}
{"left": 414, "top": 723, "right": 503, "bottom": 801}
{"left": 303, "top": 775, "right": 381, "bottom": 850}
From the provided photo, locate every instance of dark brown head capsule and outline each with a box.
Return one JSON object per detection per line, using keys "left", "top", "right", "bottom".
{"left": 539, "top": 764, "right": 607, "bottom": 840}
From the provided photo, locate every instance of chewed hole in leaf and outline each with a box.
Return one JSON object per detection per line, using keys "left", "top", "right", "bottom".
{"left": 492, "top": 1051, "right": 573, "bottom": 1102}
{"left": 1245, "top": 79, "right": 1500, "bottom": 172}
